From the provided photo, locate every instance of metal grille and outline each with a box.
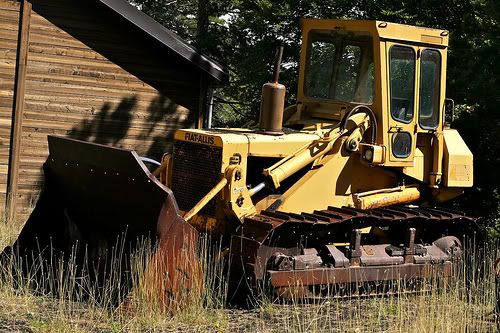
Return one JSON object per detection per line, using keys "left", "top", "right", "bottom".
{"left": 171, "top": 140, "right": 222, "bottom": 216}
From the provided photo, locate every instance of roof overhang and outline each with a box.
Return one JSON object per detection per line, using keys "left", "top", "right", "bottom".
{"left": 97, "top": 0, "right": 229, "bottom": 83}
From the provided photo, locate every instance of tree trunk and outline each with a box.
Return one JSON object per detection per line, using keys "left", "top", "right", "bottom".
{"left": 196, "top": 0, "right": 209, "bottom": 50}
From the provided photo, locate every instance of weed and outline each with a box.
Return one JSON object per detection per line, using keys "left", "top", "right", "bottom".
{"left": 0, "top": 216, "right": 498, "bottom": 332}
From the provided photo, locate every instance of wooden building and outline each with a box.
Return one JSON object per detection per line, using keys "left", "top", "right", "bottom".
{"left": 0, "top": 0, "right": 228, "bottom": 220}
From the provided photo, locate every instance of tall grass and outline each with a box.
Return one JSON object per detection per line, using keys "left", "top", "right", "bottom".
{"left": 0, "top": 217, "right": 498, "bottom": 332}
{"left": 255, "top": 240, "right": 498, "bottom": 333}
{"left": 0, "top": 219, "right": 230, "bottom": 332}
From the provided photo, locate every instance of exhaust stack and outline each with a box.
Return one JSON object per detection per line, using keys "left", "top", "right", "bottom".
{"left": 259, "top": 46, "right": 285, "bottom": 135}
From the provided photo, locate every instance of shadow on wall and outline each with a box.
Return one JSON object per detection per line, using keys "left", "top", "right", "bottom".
{"left": 27, "top": 1, "right": 202, "bottom": 160}
{"left": 68, "top": 94, "right": 187, "bottom": 161}
{"left": 69, "top": 96, "right": 136, "bottom": 146}
{"left": 21, "top": 94, "right": 188, "bottom": 219}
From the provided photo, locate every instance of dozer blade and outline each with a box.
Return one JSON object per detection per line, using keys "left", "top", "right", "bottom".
{"left": 5, "top": 135, "right": 201, "bottom": 310}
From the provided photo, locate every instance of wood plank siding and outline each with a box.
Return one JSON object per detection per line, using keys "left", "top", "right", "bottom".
{"left": 0, "top": 0, "right": 222, "bottom": 220}
{"left": 0, "top": 0, "right": 19, "bottom": 212}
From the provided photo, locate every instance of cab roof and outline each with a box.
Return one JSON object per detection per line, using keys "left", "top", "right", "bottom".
{"left": 300, "top": 18, "right": 449, "bottom": 47}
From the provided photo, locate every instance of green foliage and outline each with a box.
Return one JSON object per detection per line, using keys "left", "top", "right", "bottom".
{"left": 443, "top": 0, "right": 500, "bottom": 233}
{"left": 127, "top": 0, "right": 499, "bottom": 231}
{"left": 128, "top": 0, "right": 199, "bottom": 42}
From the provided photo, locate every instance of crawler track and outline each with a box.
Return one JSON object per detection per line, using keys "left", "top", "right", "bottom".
{"left": 229, "top": 205, "right": 478, "bottom": 301}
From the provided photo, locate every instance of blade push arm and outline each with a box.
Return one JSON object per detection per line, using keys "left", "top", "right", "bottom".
{"left": 263, "top": 128, "right": 343, "bottom": 189}
{"left": 263, "top": 107, "right": 373, "bottom": 190}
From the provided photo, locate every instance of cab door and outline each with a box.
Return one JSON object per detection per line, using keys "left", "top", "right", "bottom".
{"left": 386, "top": 42, "right": 419, "bottom": 166}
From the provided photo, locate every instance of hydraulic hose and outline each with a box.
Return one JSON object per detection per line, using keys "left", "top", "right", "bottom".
{"left": 139, "top": 156, "right": 161, "bottom": 166}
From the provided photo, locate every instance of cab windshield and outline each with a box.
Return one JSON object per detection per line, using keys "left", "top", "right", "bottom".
{"left": 305, "top": 30, "right": 374, "bottom": 104}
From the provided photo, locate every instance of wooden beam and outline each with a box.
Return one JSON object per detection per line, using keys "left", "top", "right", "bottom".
{"left": 6, "top": 0, "right": 32, "bottom": 223}
{"left": 196, "top": 74, "right": 207, "bottom": 129}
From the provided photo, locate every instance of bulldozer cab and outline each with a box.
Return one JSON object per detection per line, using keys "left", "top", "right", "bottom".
{"left": 293, "top": 19, "right": 450, "bottom": 171}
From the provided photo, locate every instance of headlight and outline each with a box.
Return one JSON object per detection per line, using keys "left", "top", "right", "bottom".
{"left": 364, "top": 149, "right": 373, "bottom": 162}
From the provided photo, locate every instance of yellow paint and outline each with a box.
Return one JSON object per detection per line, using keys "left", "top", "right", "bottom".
{"left": 403, "top": 147, "right": 426, "bottom": 182}
{"left": 184, "top": 177, "right": 228, "bottom": 221}
{"left": 442, "top": 129, "right": 473, "bottom": 187}
{"left": 353, "top": 186, "right": 421, "bottom": 210}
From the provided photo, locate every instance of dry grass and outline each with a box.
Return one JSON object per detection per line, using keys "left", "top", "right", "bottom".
{"left": 0, "top": 219, "right": 498, "bottom": 333}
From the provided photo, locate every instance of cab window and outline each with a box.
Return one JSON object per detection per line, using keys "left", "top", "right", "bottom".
{"left": 389, "top": 46, "right": 416, "bottom": 123}
{"left": 305, "top": 30, "right": 374, "bottom": 104}
{"left": 306, "top": 38, "right": 337, "bottom": 99}
{"left": 334, "top": 45, "right": 362, "bottom": 102}
{"left": 419, "top": 49, "right": 441, "bottom": 129}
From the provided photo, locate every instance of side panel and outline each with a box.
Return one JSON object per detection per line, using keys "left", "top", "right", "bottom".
{"left": 277, "top": 138, "right": 398, "bottom": 213}
{"left": 442, "top": 129, "right": 473, "bottom": 187}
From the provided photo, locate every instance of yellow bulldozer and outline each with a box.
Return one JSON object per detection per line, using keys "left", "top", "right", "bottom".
{"left": 3, "top": 19, "right": 478, "bottom": 308}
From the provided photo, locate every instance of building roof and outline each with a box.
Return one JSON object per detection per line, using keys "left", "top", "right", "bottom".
{"left": 97, "top": 0, "right": 229, "bottom": 83}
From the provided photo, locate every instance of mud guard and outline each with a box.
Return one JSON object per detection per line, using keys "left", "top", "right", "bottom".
{"left": 5, "top": 135, "right": 201, "bottom": 310}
